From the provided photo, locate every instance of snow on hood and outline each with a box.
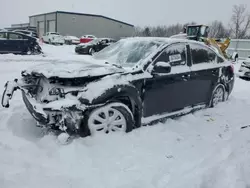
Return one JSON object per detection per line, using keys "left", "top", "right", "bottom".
{"left": 24, "top": 59, "right": 124, "bottom": 78}
{"left": 78, "top": 71, "right": 152, "bottom": 102}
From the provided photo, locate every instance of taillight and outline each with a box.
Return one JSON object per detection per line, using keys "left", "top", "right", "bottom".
{"left": 230, "top": 64, "right": 234, "bottom": 73}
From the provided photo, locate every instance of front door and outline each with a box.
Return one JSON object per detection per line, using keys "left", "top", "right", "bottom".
{"left": 143, "top": 43, "right": 193, "bottom": 118}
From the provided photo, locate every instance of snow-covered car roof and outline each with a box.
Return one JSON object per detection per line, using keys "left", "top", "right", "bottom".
{"left": 81, "top": 35, "right": 96, "bottom": 38}
{"left": 64, "top": 36, "right": 79, "bottom": 40}
{"left": 170, "top": 33, "right": 187, "bottom": 39}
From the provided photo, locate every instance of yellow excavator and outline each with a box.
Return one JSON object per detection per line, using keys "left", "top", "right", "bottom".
{"left": 171, "top": 24, "right": 237, "bottom": 61}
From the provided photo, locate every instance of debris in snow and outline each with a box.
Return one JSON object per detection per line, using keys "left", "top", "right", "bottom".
{"left": 165, "top": 155, "right": 174, "bottom": 159}
{"left": 241, "top": 125, "right": 250, "bottom": 129}
{"left": 1, "top": 80, "right": 18, "bottom": 107}
{"left": 57, "top": 133, "right": 71, "bottom": 145}
{"left": 206, "top": 117, "right": 215, "bottom": 122}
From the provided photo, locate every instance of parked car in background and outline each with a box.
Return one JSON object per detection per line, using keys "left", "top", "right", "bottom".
{"left": 1, "top": 37, "right": 234, "bottom": 139}
{"left": 0, "top": 31, "right": 42, "bottom": 55}
{"left": 13, "top": 30, "right": 38, "bottom": 39}
{"left": 75, "top": 38, "right": 117, "bottom": 55}
{"left": 238, "top": 55, "right": 250, "bottom": 79}
{"left": 80, "top": 35, "right": 96, "bottom": 43}
{"left": 64, "top": 36, "right": 80, "bottom": 45}
{"left": 42, "top": 32, "right": 64, "bottom": 45}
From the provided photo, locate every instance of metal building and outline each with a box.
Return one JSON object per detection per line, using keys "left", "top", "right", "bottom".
{"left": 29, "top": 11, "right": 135, "bottom": 39}
{"left": 227, "top": 39, "right": 250, "bottom": 59}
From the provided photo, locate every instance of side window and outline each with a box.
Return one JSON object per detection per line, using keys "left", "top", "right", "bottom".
{"left": 9, "top": 33, "right": 23, "bottom": 40}
{"left": 0, "top": 32, "right": 7, "bottom": 40}
{"left": 156, "top": 43, "right": 187, "bottom": 66}
{"left": 190, "top": 43, "right": 217, "bottom": 64}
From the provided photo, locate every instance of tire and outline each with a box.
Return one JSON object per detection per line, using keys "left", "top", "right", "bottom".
{"left": 26, "top": 47, "right": 32, "bottom": 55}
{"left": 209, "top": 84, "right": 225, "bottom": 107}
{"left": 85, "top": 102, "right": 134, "bottom": 136}
{"left": 89, "top": 48, "right": 95, "bottom": 55}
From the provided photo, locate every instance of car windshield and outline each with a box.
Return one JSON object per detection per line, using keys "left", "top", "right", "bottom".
{"left": 93, "top": 39, "right": 163, "bottom": 67}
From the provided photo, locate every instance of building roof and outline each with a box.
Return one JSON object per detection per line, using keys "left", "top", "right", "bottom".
{"left": 29, "top": 11, "right": 134, "bottom": 27}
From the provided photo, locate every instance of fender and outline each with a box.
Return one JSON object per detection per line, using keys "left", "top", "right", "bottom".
{"left": 80, "top": 84, "right": 143, "bottom": 128}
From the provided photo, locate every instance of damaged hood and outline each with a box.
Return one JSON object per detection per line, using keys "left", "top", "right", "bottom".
{"left": 23, "top": 59, "right": 125, "bottom": 78}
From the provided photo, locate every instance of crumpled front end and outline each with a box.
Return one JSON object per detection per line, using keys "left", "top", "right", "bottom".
{"left": 1, "top": 72, "right": 87, "bottom": 133}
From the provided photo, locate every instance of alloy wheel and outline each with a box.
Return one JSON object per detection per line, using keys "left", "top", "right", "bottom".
{"left": 88, "top": 106, "right": 127, "bottom": 134}
{"left": 90, "top": 48, "right": 95, "bottom": 55}
{"left": 212, "top": 87, "right": 224, "bottom": 106}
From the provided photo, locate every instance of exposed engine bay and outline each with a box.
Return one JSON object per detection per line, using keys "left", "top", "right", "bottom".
{"left": 1, "top": 71, "right": 99, "bottom": 135}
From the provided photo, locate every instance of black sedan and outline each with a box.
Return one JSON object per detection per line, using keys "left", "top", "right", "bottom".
{"left": 75, "top": 38, "right": 116, "bottom": 55}
{"left": 1, "top": 37, "right": 234, "bottom": 140}
{"left": 0, "top": 31, "right": 42, "bottom": 55}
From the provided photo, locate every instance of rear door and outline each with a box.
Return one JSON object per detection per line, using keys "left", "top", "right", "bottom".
{"left": 188, "top": 42, "right": 222, "bottom": 105}
{"left": 0, "top": 32, "right": 8, "bottom": 53}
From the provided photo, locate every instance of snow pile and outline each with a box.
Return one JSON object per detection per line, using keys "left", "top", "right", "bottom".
{"left": 0, "top": 45, "right": 250, "bottom": 188}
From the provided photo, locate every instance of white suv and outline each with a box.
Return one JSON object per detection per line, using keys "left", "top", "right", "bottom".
{"left": 42, "top": 32, "right": 64, "bottom": 45}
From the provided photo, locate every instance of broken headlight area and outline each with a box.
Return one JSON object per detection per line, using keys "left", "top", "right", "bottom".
{"left": 49, "top": 87, "right": 65, "bottom": 97}
{"left": 48, "top": 87, "right": 79, "bottom": 97}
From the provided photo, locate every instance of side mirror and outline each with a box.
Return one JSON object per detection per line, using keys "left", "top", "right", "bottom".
{"left": 232, "top": 52, "right": 238, "bottom": 62}
{"left": 151, "top": 61, "right": 171, "bottom": 75}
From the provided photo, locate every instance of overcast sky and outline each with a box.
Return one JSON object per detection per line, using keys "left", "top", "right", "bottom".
{"left": 1, "top": 0, "right": 250, "bottom": 28}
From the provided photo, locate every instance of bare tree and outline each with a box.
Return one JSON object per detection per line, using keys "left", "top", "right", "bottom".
{"left": 133, "top": 22, "right": 196, "bottom": 37}
{"left": 133, "top": 26, "right": 143, "bottom": 36}
{"left": 151, "top": 26, "right": 168, "bottom": 37}
{"left": 229, "top": 4, "right": 250, "bottom": 39}
{"left": 209, "top": 20, "right": 229, "bottom": 38}
{"left": 142, "top": 27, "right": 151, "bottom": 36}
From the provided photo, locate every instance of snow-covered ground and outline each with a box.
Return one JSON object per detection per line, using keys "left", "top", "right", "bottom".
{"left": 1, "top": 44, "right": 250, "bottom": 188}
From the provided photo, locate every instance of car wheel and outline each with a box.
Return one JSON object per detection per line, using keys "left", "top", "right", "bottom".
{"left": 209, "top": 85, "right": 225, "bottom": 107}
{"left": 89, "top": 48, "right": 95, "bottom": 55}
{"left": 26, "top": 48, "right": 32, "bottom": 55}
{"left": 87, "top": 102, "right": 134, "bottom": 135}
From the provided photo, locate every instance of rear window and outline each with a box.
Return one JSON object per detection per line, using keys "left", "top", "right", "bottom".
{"left": 15, "top": 30, "right": 30, "bottom": 34}
{"left": 9, "top": 33, "right": 23, "bottom": 40}
{"left": 189, "top": 43, "right": 217, "bottom": 64}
